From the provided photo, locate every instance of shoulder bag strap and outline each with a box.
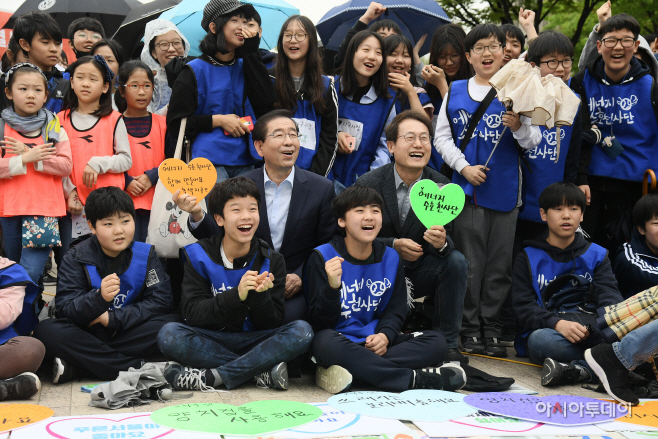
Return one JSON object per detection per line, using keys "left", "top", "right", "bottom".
{"left": 458, "top": 87, "right": 498, "bottom": 152}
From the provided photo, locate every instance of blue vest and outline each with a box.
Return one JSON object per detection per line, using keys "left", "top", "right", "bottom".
{"left": 315, "top": 243, "right": 399, "bottom": 343}
{"left": 333, "top": 77, "right": 396, "bottom": 186}
{"left": 0, "top": 263, "right": 40, "bottom": 345}
{"left": 188, "top": 59, "right": 259, "bottom": 166}
{"left": 447, "top": 80, "right": 520, "bottom": 212}
{"left": 291, "top": 76, "right": 333, "bottom": 171}
{"left": 183, "top": 242, "right": 271, "bottom": 332}
{"left": 520, "top": 107, "right": 579, "bottom": 223}
{"left": 426, "top": 93, "right": 445, "bottom": 171}
{"left": 86, "top": 242, "right": 151, "bottom": 310}
{"left": 583, "top": 70, "right": 658, "bottom": 182}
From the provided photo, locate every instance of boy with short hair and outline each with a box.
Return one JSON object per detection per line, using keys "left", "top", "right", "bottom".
{"left": 305, "top": 185, "right": 465, "bottom": 394}
{"left": 67, "top": 17, "right": 106, "bottom": 59}
{"left": 33, "top": 187, "right": 180, "bottom": 384}
{"left": 157, "top": 177, "right": 313, "bottom": 391}
{"left": 245, "top": 10, "right": 276, "bottom": 69}
{"left": 499, "top": 23, "right": 525, "bottom": 65}
{"left": 512, "top": 182, "right": 623, "bottom": 387}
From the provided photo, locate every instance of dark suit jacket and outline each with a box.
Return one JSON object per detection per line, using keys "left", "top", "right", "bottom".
{"left": 356, "top": 163, "right": 454, "bottom": 268}
{"left": 190, "top": 165, "right": 336, "bottom": 277}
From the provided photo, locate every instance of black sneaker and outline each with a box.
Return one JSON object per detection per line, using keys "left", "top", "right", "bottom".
{"left": 483, "top": 337, "right": 508, "bottom": 357}
{"left": 413, "top": 364, "right": 466, "bottom": 391}
{"left": 541, "top": 357, "right": 587, "bottom": 386}
{"left": 0, "top": 372, "right": 41, "bottom": 401}
{"left": 499, "top": 330, "right": 516, "bottom": 347}
{"left": 461, "top": 336, "right": 486, "bottom": 355}
{"left": 164, "top": 363, "right": 215, "bottom": 391}
{"left": 585, "top": 344, "right": 639, "bottom": 406}
{"left": 255, "top": 362, "right": 288, "bottom": 390}
{"left": 444, "top": 348, "right": 469, "bottom": 365}
{"left": 52, "top": 357, "right": 82, "bottom": 384}
{"left": 42, "top": 271, "right": 57, "bottom": 285}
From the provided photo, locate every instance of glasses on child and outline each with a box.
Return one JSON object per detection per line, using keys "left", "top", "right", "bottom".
{"left": 437, "top": 54, "right": 461, "bottom": 64}
{"left": 600, "top": 37, "right": 636, "bottom": 48}
{"left": 283, "top": 33, "right": 308, "bottom": 42}
{"left": 75, "top": 32, "right": 102, "bottom": 41}
{"left": 398, "top": 133, "right": 432, "bottom": 145}
{"left": 471, "top": 43, "right": 502, "bottom": 54}
{"left": 539, "top": 59, "right": 573, "bottom": 69}
{"left": 264, "top": 131, "right": 299, "bottom": 141}
{"left": 155, "top": 41, "right": 184, "bottom": 51}
{"left": 126, "top": 84, "right": 153, "bottom": 92}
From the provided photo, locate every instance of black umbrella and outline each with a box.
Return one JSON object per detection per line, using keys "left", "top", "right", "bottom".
{"left": 112, "top": 0, "right": 183, "bottom": 58}
{"left": 5, "top": 0, "right": 136, "bottom": 38}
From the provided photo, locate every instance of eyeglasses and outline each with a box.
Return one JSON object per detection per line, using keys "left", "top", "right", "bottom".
{"left": 437, "top": 54, "right": 461, "bottom": 64}
{"left": 264, "top": 132, "right": 299, "bottom": 141}
{"left": 398, "top": 133, "right": 431, "bottom": 145}
{"left": 126, "top": 84, "right": 153, "bottom": 92}
{"left": 75, "top": 32, "right": 102, "bottom": 41}
{"left": 155, "top": 40, "right": 184, "bottom": 51}
{"left": 471, "top": 43, "right": 502, "bottom": 54}
{"left": 283, "top": 33, "right": 307, "bottom": 42}
{"left": 600, "top": 37, "right": 636, "bottom": 48}
{"left": 539, "top": 58, "right": 573, "bottom": 69}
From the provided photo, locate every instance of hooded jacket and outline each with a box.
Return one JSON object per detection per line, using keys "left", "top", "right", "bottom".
{"left": 613, "top": 231, "right": 658, "bottom": 299}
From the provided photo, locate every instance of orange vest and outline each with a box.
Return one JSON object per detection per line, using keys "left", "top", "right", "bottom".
{"left": 58, "top": 110, "right": 125, "bottom": 204}
{"left": 125, "top": 114, "right": 166, "bottom": 210}
{"left": 0, "top": 124, "right": 67, "bottom": 217}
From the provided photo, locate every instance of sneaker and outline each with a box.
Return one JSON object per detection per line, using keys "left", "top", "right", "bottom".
{"left": 42, "top": 272, "right": 57, "bottom": 285}
{"left": 585, "top": 344, "right": 639, "bottom": 406}
{"left": 499, "top": 329, "right": 516, "bottom": 347}
{"left": 316, "top": 365, "right": 352, "bottom": 394}
{"left": 483, "top": 337, "right": 508, "bottom": 357}
{"left": 255, "top": 362, "right": 288, "bottom": 390}
{"left": 413, "top": 364, "right": 466, "bottom": 391}
{"left": 163, "top": 363, "right": 214, "bottom": 392}
{"left": 460, "top": 336, "right": 486, "bottom": 355}
{"left": 0, "top": 372, "right": 41, "bottom": 401}
{"left": 52, "top": 357, "right": 82, "bottom": 384}
{"left": 541, "top": 357, "right": 587, "bottom": 386}
{"left": 444, "top": 348, "right": 469, "bottom": 365}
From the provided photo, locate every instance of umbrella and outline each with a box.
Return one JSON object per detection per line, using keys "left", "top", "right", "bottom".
{"left": 157, "top": 0, "right": 299, "bottom": 55}
{"left": 316, "top": 0, "right": 451, "bottom": 58}
{"left": 4, "top": 0, "right": 136, "bottom": 38}
{"left": 112, "top": 0, "right": 183, "bottom": 57}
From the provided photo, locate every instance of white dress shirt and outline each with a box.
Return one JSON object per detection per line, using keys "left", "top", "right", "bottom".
{"left": 263, "top": 165, "right": 295, "bottom": 252}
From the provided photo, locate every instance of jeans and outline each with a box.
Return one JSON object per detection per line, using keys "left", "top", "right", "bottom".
{"left": 215, "top": 165, "right": 256, "bottom": 183}
{"left": 614, "top": 318, "right": 658, "bottom": 370}
{"left": 405, "top": 250, "right": 468, "bottom": 348}
{"left": 333, "top": 179, "right": 346, "bottom": 195}
{"left": 527, "top": 328, "right": 595, "bottom": 380}
{"left": 134, "top": 209, "right": 151, "bottom": 243}
{"left": 0, "top": 217, "right": 53, "bottom": 285}
{"left": 157, "top": 320, "right": 313, "bottom": 389}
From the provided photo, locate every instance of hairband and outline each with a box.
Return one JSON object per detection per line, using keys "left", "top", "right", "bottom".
{"left": 4, "top": 62, "right": 48, "bottom": 85}
{"left": 92, "top": 54, "right": 115, "bottom": 83}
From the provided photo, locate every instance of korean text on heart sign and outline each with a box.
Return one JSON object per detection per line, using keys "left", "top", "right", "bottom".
{"left": 162, "top": 161, "right": 214, "bottom": 196}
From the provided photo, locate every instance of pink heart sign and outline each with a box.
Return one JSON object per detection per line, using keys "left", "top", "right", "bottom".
{"left": 45, "top": 414, "right": 173, "bottom": 439}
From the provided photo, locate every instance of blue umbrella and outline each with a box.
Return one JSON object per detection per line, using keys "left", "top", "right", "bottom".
{"left": 158, "top": 0, "right": 299, "bottom": 55}
{"left": 317, "top": 0, "right": 451, "bottom": 56}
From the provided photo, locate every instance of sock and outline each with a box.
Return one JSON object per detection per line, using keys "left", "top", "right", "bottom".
{"left": 205, "top": 369, "right": 223, "bottom": 388}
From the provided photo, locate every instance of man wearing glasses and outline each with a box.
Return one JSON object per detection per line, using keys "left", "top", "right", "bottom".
{"left": 355, "top": 110, "right": 469, "bottom": 365}
{"left": 67, "top": 18, "right": 106, "bottom": 59}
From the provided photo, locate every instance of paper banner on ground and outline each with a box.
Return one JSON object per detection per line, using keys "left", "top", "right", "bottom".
{"left": 327, "top": 390, "right": 477, "bottom": 422}
{"left": 409, "top": 181, "right": 465, "bottom": 228}
{"left": 501, "top": 383, "right": 539, "bottom": 395}
{"left": 620, "top": 430, "right": 658, "bottom": 439}
{"left": 0, "top": 404, "right": 54, "bottom": 433}
{"left": 415, "top": 410, "right": 609, "bottom": 436}
{"left": 464, "top": 393, "right": 628, "bottom": 425}
{"left": 158, "top": 158, "right": 217, "bottom": 201}
{"left": 224, "top": 402, "right": 411, "bottom": 439}
{"left": 151, "top": 401, "right": 323, "bottom": 436}
{"left": 615, "top": 401, "right": 658, "bottom": 429}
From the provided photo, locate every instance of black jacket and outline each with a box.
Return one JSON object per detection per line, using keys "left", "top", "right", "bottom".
{"left": 512, "top": 231, "right": 623, "bottom": 332}
{"left": 55, "top": 235, "right": 173, "bottom": 333}
{"left": 181, "top": 232, "right": 287, "bottom": 331}
{"left": 304, "top": 236, "right": 408, "bottom": 343}
{"left": 613, "top": 231, "right": 658, "bottom": 299}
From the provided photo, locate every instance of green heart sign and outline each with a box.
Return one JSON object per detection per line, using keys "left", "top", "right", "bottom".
{"left": 409, "top": 181, "right": 465, "bottom": 228}
{"left": 150, "top": 401, "right": 323, "bottom": 436}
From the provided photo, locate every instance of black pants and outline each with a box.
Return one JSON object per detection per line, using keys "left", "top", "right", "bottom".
{"left": 310, "top": 329, "right": 446, "bottom": 392}
{"left": 34, "top": 314, "right": 182, "bottom": 381}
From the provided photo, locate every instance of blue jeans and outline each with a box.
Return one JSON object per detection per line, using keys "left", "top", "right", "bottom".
{"left": 0, "top": 217, "right": 53, "bottom": 285}
{"left": 215, "top": 165, "right": 255, "bottom": 183}
{"left": 614, "top": 318, "right": 658, "bottom": 370}
{"left": 157, "top": 320, "right": 313, "bottom": 389}
{"left": 527, "top": 328, "right": 595, "bottom": 380}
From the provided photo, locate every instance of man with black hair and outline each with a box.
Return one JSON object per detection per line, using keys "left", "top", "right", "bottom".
{"left": 67, "top": 18, "right": 106, "bottom": 59}
{"left": 33, "top": 187, "right": 180, "bottom": 384}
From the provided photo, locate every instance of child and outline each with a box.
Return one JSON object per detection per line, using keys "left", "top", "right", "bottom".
{"left": 271, "top": 15, "right": 338, "bottom": 177}
{"left": 434, "top": 24, "right": 541, "bottom": 357}
{"left": 333, "top": 30, "right": 395, "bottom": 189}
{"left": 67, "top": 17, "right": 106, "bottom": 59}
{"left": 0, "top": 64, "right": 72, "bottom": 285}
{"left": 512, "top": 182, "right": 622, "bottom": 387}
{"left": 57, "top": 55, "right": 132, "bottom": 263}
{"left": 115, "top": 61, "right": 165, "bottom": 243}
{"left": 245, "top": 11, "right": 276, "bottom": 69}
{"left": 91, "top": 40, "right": 125, "bottom": 112}
{"left": 612, "top": 194, "right": 658, "bottom": 298}
{"left": 33, "top": 187, "right": 180, "bottom": 384}
{"left": 304, "top": 185, "right": 465, "bottom": 393}
{"left": 499, "top": 24, "right": 525, "bottom": 65}
{"left": 0, "top": 257, "right": 44, "bottom": 401}
{"left": 157, "top": 177, "right": 313, "bottom": 391}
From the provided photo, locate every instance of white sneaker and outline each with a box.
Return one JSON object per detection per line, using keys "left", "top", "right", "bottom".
{"left": 316, "top": 365, "right": 352, "bottom": 394}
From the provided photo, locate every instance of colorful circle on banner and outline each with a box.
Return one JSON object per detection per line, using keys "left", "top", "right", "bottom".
{"left": 0, "top": 404, "right": 54, "bottom": 432}
{"left": 158, "top": 158, "right": 217, "bottom": 201}
{"left": 409, "top": 181, "right": 465, "bottom": 228}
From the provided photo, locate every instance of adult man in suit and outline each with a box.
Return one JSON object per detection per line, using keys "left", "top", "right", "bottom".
{"left": 356, "top": 110, "right": 468, "bottom": 364}
{"left": 173, "top": 110, "right": 336, "bottom": 323}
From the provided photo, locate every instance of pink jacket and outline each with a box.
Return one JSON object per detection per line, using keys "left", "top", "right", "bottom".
{"left": 0, "top": 258, "right": 26, "bottom": 331}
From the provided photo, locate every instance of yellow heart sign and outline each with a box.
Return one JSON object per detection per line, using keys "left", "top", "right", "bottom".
{"left": 159, "top": 158, "right": 217, "bottom": 201}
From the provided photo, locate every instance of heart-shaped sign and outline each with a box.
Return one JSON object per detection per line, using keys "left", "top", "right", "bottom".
{"left": 159, "top": 158, "right": 217, "bottom": 201}
{"left": 0, "top": 404, "right": 54, "bottom": 432}
{"left": 615, "top": 401, "right": 658, "bottom": 429}
{"left": 409, "top": 181, "right": 465, "bottom": 228}
{"left": 463, "top": 393, "right": 628, "bottom": 425}
{"left": 327, "top": 390, "right": 477, "bottom": 422}
{"left": 39, "top": 413, "right": 174, "bottom": 439}
{"left": 150, "top": 401, "right": 323, "bottom": 436}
